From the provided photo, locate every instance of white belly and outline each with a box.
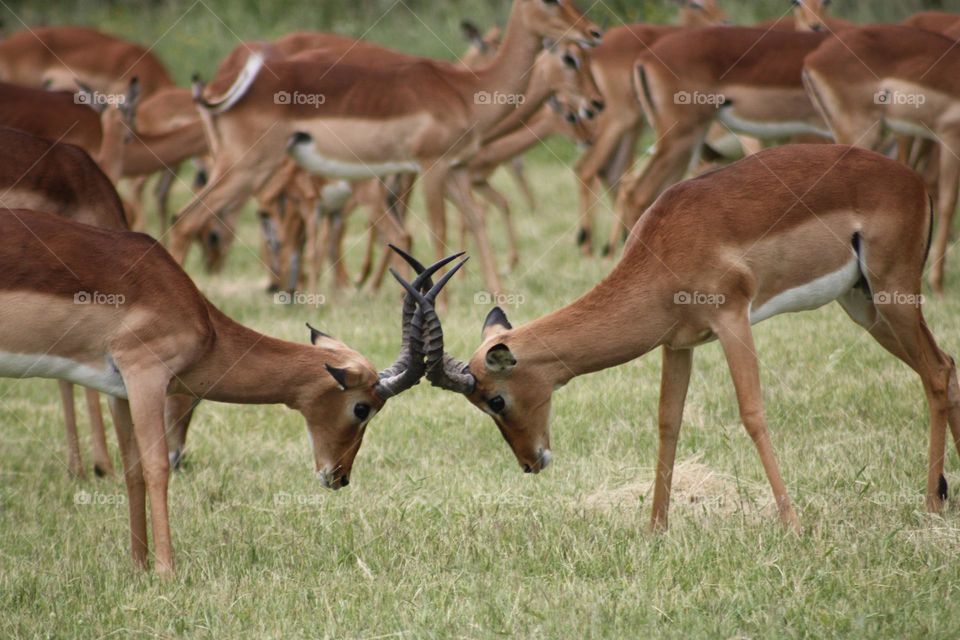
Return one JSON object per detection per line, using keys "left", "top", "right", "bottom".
{"left": 289, "top": 141, "right": 421, "bottom": 180}
{"left": 749, "top": 257, "right": 860, "bottom": 325}
{"left": 718, "top": 108, "right": 832, "bottom": 140}
{"left": 0, "top": 351, "right": 127, "bottom": 398}
{"left": 885, "top": 118, "right": 932, "bottom": 139}
{"left": 319, "top": 180, "right": 352, "bottom": 213}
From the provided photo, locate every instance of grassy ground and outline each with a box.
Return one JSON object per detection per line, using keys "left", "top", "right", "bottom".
{"left": 3, "top": 159, "right": 960, "bottom": 638}
{"left": 4, "top": 0, "right": 960, "bottom": 637}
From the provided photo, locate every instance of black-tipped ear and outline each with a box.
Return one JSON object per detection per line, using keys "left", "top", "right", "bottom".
{"left": 461, "top": 20, "right": 482, "bottom": 44}
{"left": 482, "top": 306, "right": 512, "bottom": 339}
{"left": 324, "top": 364, "right": 350, "bottom": 390}
{"left": 307, "top": 322, "right": 330, "bottom": 345}
{"left": 485, "top": 343, "right": 517, "bottom": 373}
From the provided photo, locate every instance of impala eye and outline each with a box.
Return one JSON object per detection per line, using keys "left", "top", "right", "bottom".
{"left": 354, "top": 403, "right": 371, "bottom": 421}
{"left": 562, "top": 53, "right": 579, "bottom": 69}
{"left": 487, "top": 396, "right": 506, "bottom": 414}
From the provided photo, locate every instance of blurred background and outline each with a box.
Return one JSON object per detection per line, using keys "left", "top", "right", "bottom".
{"left": 5, "top": 0, "right": 960, "bottom": 85}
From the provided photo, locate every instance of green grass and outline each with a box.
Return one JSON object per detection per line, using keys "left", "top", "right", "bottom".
{"left": 4, "top": 0, "right": 960, "bottom": 637}
{"left": 3, "top": 159, "right": 960, "bottom": 638}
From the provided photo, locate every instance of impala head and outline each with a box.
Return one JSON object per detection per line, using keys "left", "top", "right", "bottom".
{"left": 675, "top": 0, "right": 728, "bottom": 27}
{"left": 519, "top": 0, "right": 603, "bottom": 48}
{"left": 552, "top": 42, "right": 605, "bottom": 120}
{"left": 304, "top": 252, "right": 467, "bottom": 489}
{"left": 791, "top": 0, "right": 831, "bottom": 32}
{"left": 547, "top": 94, "right": 594, "bottom": 145}
{"left": 390, "top": 250, "right": 553, "bottom": 474}
{"left": 460, "top": 21, "right": 502, "bottom": 67}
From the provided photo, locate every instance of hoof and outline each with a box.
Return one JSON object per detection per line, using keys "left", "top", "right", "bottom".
{"left": 601, "top": 243, "right": 613, "bottom": 258}
{"left": 576, "top": 227, "right": 591, "bottom": 247}
{"left": 939, "top": 474, "right": 949, "bottom": 502}
{"left": 93, "top": 464, "right": 109, "bottom": 478}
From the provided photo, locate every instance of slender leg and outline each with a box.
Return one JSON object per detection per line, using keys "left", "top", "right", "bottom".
{"left": 126, "top": 378, "right": 175, "bottom": 576}
{"left": 574, "top": 119, "right": 635, "bottom": 256}
{"left": 59, "top": 381, "right": 83, "bottom": 477}
{"left": 713, "top": 312, "right": 801, "bottom": 533}
{"left": 475, "top": 181, "right": 519, "bottom": 272}
{"left": 650, "top": 346, "right": 694, "bottom": 531}
{"left": 108, "top": 396, "right": 148, "bottom": 570}
{"left": 928, "top": 141, "right": 960, "bottom": 294}
{"left": 446, "top": 169, "right": 502, "bottom": 294}
{"left": 507, "top": 156, "right": 536, "bottom": 213}
{"left": 164, "top": 394, "right": 199, "bottom": 471}
{"left": 84, "top": 387, "right": 112, "bottom": 477}
{"left": 419, "top": 163, "right": 451, "bottom": 264}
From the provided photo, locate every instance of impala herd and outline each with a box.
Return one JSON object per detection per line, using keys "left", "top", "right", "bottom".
{"left": 5, "top": 0, "right": 960, "bottom": 575}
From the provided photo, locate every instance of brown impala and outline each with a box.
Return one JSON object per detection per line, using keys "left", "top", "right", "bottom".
{"left": 418, "top": 145, "right": 960, "bottom": 534}
{"left": 0, "top": 216, "right": 463, "bottom": 575}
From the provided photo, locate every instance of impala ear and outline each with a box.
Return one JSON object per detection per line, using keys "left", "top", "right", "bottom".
{"left": 307, "top": 322, "right": 331, "bottom": 345}
{"left": 460, "top": 20, "right": 483, "bottom": 45}
{"left": 324, "top": 364, "right": 350, "bottom": 391}
{"left": 485, "top": 344, "right": 517, "bottom": 373}
{"left": 482, "top": 306, "right": 512, "bottom": 339}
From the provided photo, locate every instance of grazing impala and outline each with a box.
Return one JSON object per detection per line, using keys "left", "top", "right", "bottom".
{"left": 418, "top": 145, "right": 960, "bottom": 532}
{"left": 0, "top": 25, "right": 173, "bottom": 97}
{"left": 0, "top": 211, "right": 462, "bottom": 574}
{"left": 802, "top": 25, "right": 960, "bottom": 293}
{"left": 901, "top": 11, "right": 960, "bottom": 36}
{"left": 171, "top": 0, "right": 602, "bottom": 294}
{"left": 610, "top": 27, "right": 831, "bottom": 253}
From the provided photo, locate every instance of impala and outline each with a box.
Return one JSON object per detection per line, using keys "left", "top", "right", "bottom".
{"left": 610, "top": 27, "right": 831, "bottom": 252}
{"left": 901, "top": 11, "right": 960, "bottom": 36}
{"left": 417, "top": 144, "right": 960, "bottom": 532}
{"left": 0, "top": 210, "right": 462, "bottom": 574}
{"left": 802, "top": 25, "right": 960, "bottom": 293}
{"left": 571, "top": 1, "right": 728, "bottom": 255}
{"left": 0, "top": 25, "right": 173, "bottom": 97}
{"left": 171, "top": 0, "right": 602, "bottom": 295}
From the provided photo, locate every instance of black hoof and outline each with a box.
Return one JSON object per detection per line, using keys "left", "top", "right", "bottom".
{"left": 93, "top": 465, "right": 107, "bottom": 478}
{"left": 601, "top": 243, "right": 613, "bottom": 257}
{"left": 576, "top": 227, "right": 591, "bottom": 247}
{"left": 939, "top": 474, "right": 948, "bottom": 502}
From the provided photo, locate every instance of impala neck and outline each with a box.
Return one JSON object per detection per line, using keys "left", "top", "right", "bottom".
{"left": 96, "top": 108, "right": 128, "bottom": 182}
{"left": 509, "top": 258, "right": 672, "bottom": 386}
{"left": 177, "top": 304, "right": 330, "bottom": 407}
{"left": 122, "top": 122, "right": 207, "bottom": 177}
{"left": 473, "top": 107, "right": 560, "bottom": 169}
{"left": 469, "top": 2, "right": 544, "bottom": 132}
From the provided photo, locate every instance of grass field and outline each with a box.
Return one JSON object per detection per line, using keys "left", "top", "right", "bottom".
{"left": 4, "top": 0, "right": 960, "bottom": 638}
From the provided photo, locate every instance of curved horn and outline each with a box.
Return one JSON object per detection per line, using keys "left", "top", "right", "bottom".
{"left": 374, "top": 252, "right": 465, "bottom": 399}
{"left": 388, "top": 247, "right": 477, "bottom": 395}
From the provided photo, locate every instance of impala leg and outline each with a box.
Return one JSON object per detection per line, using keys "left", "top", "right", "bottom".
{"left": 507, "top": 156, "right": 536, "bottom": 213}
{"left": 475, "top": 181, "right": 519, "bottom": 272}
{"left": 928, "top": 144, "right": 960, "bottom": 295}
{"left": 84, "top": 387, "right": 112, "bottom": 477}
{"left": 839, "top": 285, "right": 960, "bottom": 512}
{"left": 611, "top": 128, "right": 701, "bottom": 255}
{"left": 304, "top": 208, "right": 321, "bottom": 295}
{"left": 164, "top": 394, "right": 199, "bottom": 471}
{"left": 367, "top": 202, "right": 412, "bottom": 293}
{"left": 575, "top": 119, "right": 635, "bottom": 255}
{"left": 714, "top": 313, "right": 801, "bottom": 533}
{"left": 126, "top": 378, "right": 175, "bottom": 576}
{"left": 420, "top": 164, "right": 451, "bottom": 263}
{"left": 58, "top": 381, "right": 83, "bottom": 477}
{"left": 154, "top": 168, "right": 177, "bottom": 237}
{"left": 651, "top": 346, "right": 694, "bottom": 531}
{"left": 447, "top": 169, "right": 502, "bottom": 294}
{"left": 107, "top": 396, "right": 147, "bottom": 570}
